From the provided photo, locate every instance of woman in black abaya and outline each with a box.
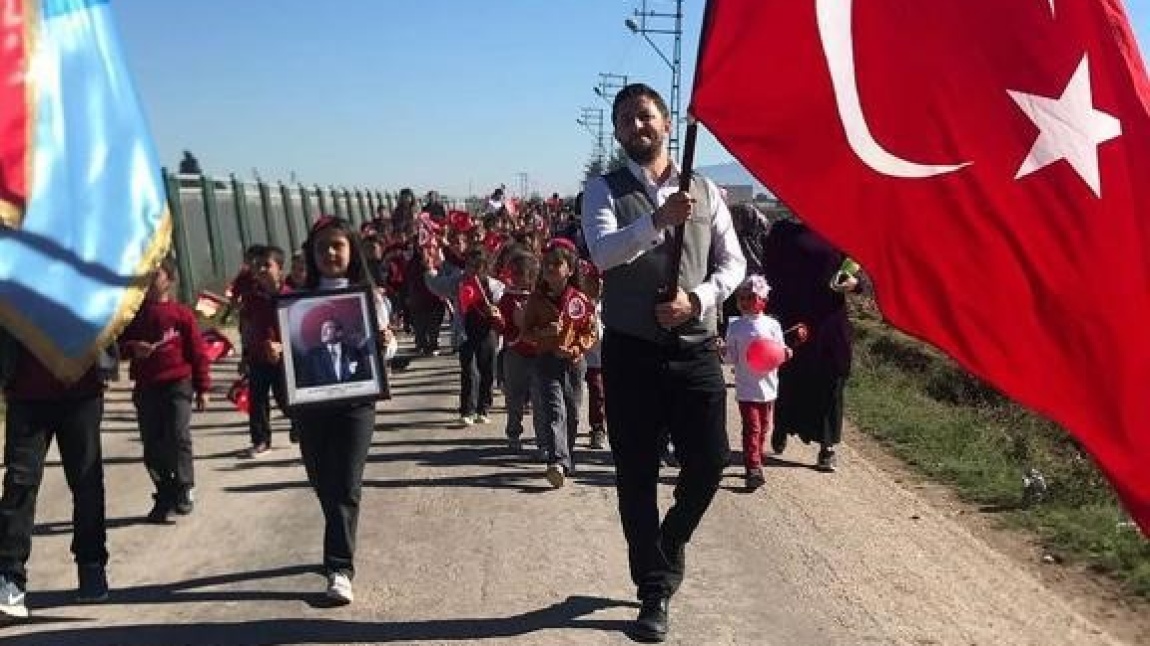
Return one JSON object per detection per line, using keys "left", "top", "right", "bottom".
{"left": 761, "top": 219, "right": 861, "bottom": 471}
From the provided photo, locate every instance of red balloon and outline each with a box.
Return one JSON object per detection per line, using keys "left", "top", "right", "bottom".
{"left": 745, "top": 338, "right": 787, "bottom": 374}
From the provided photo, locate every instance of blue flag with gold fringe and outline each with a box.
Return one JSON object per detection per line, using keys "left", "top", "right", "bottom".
{"left": 0, "top": 0, "right": 170, "bottom": 381}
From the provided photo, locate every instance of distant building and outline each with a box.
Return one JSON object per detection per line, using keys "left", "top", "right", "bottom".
{"left": 719, "top": 184, "right": 754, "bottom": 205}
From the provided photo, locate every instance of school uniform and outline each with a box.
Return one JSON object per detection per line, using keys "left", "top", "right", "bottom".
{"left": 521, "top": 285, "right": 597, "bottom": 472}
{"left": 456, "top": 276, "right": 505, "bottom": 419}
{"left": 496, "top": 287, "right": 538, "bottom": 442}
{"left": 240, "top": 285, "right": 290, "bottom": 448}
{"left": 119, "top": 299, "right": 211, "bottom": 509}
{"left": 294, "top": 277, "right": 394, "bottom": 580}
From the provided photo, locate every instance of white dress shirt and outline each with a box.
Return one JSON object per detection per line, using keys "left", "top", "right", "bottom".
{"left": 328, "top": 343, "right": 343, "bottom": 380}
{"left": 581, "top": 159, "right": 746, "bottom": 318}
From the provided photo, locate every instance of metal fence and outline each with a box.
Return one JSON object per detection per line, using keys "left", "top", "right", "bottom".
{"left": 164, "top": 171, "right": 397, "bottom": 303}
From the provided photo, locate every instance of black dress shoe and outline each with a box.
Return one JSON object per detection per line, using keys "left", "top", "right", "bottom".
{"left": 816, "top": 446, "right": 838, "bottom": 472}
{"left": 631, "top": 597, "right": 670, "bottom": 642}
{"left": 770, "top": 432, "right": 788, "bottom": 454}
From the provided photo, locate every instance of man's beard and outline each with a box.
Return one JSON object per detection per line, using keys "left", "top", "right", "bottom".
{"left": 622, "top": 136, "right": 662, "bottom": 165}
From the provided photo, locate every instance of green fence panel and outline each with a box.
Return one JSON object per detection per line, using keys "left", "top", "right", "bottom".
{"left": 199, "top": 175, "right": 226, "bottom": 284}
{"left": 260, "top": 182, "right": 291, "bottom": 251}
{"left": 230, "top": 174, "right": 253, "bottom": 254}
{"left": 281, "top": 183, "right": 300, "bottom": 252}
{"left": 316, "top": 185, "right": 328, "bottom": 217}
{"left": 175, "top": 181, "right": 213, "bottom": 298}
{"left": 164, "top": 169, "right": 196, "bottom": 303}
{"left": 299, "top": 184, "right": 317, "bottom": 228}
{"left": 243, "top": 183, "right": 270, "bottom": 247}
{"left": 210, "top": 181, "right": 244, "bottom": 286}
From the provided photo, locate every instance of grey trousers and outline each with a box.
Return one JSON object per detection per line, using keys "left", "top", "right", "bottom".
{"left": 502, "top": 350, "right": 536, "bottom": 441}
{"left": 532, "top": 354, "right": 586, "bottom": 470}
{"left": 133, "top": 379, "right": 195, "bottom": 501}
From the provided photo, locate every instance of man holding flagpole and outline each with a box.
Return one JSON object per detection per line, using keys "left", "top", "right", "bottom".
{"left": 582, "top": 83, "right": 745, "bottom": 642}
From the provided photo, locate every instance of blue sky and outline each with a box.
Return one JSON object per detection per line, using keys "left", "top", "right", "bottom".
{"left": 112, "top": 0, "right": 1150, "bottom": 199}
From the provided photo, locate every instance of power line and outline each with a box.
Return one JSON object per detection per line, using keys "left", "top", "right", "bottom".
{"left": 624, "top": 0, "right": 684, "bottom": 157}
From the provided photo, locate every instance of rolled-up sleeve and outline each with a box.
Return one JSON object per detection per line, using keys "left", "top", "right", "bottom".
{"left": 581, "top": 176, "right": 664, "bottom": 271}
{"left": 691, "top": 179, "right": 746, "bottom": 319}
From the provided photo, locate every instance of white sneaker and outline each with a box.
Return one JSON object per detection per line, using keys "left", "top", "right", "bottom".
{"left": 475, "top": 414, "right": 491, "bottom": 424}
{"left": 0, "top": 574, "right": 28, "bottom": 619}
{"left": 545, "top": 463, "right": 566, "bottom": 489}
{"left": 325, "top": 572, "right": 354, "bottom": 605}
{"left": 459, "top": 415, "right": 475, "bottom": 426}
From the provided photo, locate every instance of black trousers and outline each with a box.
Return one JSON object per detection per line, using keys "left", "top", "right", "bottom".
{"left": 458, "top": 331, "right": 497, "bottom": 417}
{"left": 410, "top": 300, "right": 446, "bottom": 353}
{"left": 0, "top": 395, "right": 108, "bottom": 586}
{"left": 248, "top": 361, "right": 288, "bottom": 447}
{"left": 133, "top": 379, "right": 195, "bottom": 501}
{"left": 602, "top": 331, "right": 729, "bottom": 601}
{"left": 295, "top": 403, "right": 374, "bottom": 578}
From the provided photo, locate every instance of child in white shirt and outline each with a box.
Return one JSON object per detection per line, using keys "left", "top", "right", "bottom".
{"left": 724, "top": 275, "right": 790, "bottom": 490}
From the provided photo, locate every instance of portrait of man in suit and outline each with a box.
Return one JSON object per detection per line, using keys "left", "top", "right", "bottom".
{"left": 298, "top": 318, "right": 372, "bottom": 388}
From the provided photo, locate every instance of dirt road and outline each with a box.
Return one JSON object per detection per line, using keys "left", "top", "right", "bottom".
{"left": 0, "top": 342, "right": 1139, "bottom": 645}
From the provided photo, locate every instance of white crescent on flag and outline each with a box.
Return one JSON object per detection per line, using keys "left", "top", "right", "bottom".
{"left": 816, "top": 0, "right": 975, "bottom": 178}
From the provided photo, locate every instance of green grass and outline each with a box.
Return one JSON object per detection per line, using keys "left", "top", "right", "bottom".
{"left": 847, "top": 314, "right": 1150, "bottom": 598}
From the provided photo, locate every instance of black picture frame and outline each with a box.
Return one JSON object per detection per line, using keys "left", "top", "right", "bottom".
{"left": 276, "top": 285, "right": 388, "bottom": 411}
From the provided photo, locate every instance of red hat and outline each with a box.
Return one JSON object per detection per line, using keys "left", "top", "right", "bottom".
{"left": 547, "top": 237, "right": 577, "bottom": 253}
{"left": 310, "top": 214, "right": 343, "bottom": 235}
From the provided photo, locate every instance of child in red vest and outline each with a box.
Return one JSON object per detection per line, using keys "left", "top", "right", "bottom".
{"left": 521, "top": 246, "right": 597, "bottom": 487}
{"left": 119, "top": 258, "right": 210, "bottom": 523}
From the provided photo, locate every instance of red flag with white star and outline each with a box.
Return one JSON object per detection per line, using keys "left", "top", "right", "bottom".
{"left": 690, "top": 0, "right": 1150, "bottom": 533}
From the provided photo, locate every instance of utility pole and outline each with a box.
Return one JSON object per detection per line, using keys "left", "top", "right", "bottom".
{"left": 577, "top": 106, "right": 607, "bottom": 168}
{"left": 593, "top": 72, "right": 629, "bottom": 109}
{"left": 625, "top": 0, "right": 684, "bottom": 157}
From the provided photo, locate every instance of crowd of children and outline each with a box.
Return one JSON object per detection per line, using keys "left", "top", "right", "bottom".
{"left": 0, "top": 186, "right": 804, "bottom": 620}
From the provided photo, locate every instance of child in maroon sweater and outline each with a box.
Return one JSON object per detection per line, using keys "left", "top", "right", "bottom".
{"left": 119, "top": 258, "right": 210, "bottom": 523}
{"left": 494, "top": 252, "right": 540, "bottom": 452}
{"left": 237, "top": 246, "right": 293, "bottom": 456}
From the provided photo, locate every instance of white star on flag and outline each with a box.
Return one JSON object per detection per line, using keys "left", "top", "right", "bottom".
{"left": 1008, "top": 55, "right": 1122, "bottom": 198}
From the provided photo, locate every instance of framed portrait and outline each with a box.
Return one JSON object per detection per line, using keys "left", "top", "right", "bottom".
{"left": 276, "top": 286, "right": 388, "bottom": 411}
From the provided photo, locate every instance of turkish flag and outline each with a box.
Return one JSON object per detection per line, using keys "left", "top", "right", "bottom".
{"left": 458, "top": 275, "right": 487, "bottom": 314}
{"left": 691, "top": 0, "right": 1150, "bottom": 533}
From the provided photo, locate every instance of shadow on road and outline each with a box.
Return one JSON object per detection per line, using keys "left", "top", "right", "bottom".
{"left": 33, "top": 515, "right": 146, "bottom": 537}
{"left": 7, "top": 594, "right": 638, "bottom": 645}
{"left": 28, "top": 565, "right": 320, "bottom": 612}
